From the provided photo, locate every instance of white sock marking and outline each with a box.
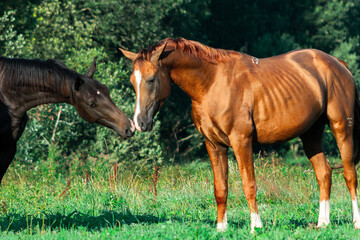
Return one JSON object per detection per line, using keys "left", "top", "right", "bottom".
{"left": 317, "top": 200, "right": 330, "bottom": 227}
{"left": 352, "top": 197, "right": 360, "bottom": 229}
{"left": 217, "top": 211, "right": 227, "bottom": 232}
{"left": 250, "top": 212, "right": 262, "bottom": 233}
{"left": 134, "top": 70, "right": 142, "bottom": 131}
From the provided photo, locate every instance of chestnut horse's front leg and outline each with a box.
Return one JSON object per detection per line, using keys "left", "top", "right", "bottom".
{"left": 205, "top": 139, "right": 229, "bottom": 231}
{"left": 232, "top": 136, "right": 262, "bottom": 233}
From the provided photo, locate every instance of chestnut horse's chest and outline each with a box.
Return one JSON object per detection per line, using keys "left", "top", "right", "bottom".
{"left": 191, "top": 105, "right": 231, "bottom": 147}
{"left": 191, "top": 99, "right": 254, "bottom": 147}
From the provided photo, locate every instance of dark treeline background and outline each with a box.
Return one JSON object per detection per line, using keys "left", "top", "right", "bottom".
{"left": 1, "top": 0, "right": 360, "bottom": 169}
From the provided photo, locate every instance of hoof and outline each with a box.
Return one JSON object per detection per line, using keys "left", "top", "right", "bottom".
{"left": 250, "top": 213, "right": 262, "bottom": 234}
{"left": 317, "top": 219, "right": 330, "bottom": 228}
{"left": 354, "top": 220, "right": 360, "bottom": 229}
{"left": 217, "top": 222, "right": 227, "bottom": 232}
{"left": 250, "top": 227, "right": 262, "bottom": 234}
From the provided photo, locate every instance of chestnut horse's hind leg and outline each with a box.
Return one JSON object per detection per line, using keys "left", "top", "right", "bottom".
{"left": 231, "top": 136, "right": 262, "bottom": 233}
{"left": 300, "top": 116, "right": 332, "bottom": 227}
{"left": 205, "top": 139, "right": 229, "bottom": 231}
{"left": 328, "top": 101, "right": 360, "bottom": 229}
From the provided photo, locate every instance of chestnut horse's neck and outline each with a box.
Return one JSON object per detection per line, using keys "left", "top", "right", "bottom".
{"left": 0, "top": 58, "right": 73, "bottom": 119}
{"left": 161, "top": 52, "right": 214, "bottom": 102}
{"left": 161, "top": 49, "right": 247, "bottom": 102}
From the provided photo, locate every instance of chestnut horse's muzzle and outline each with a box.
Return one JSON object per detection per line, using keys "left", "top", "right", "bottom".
{"left": 135, "top": 100, "right": 160, "bottom": 132}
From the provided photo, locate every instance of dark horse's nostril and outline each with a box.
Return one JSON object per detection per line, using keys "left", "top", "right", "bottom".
{"left": 125, "top": 128, "right": 134, "bottom": 138}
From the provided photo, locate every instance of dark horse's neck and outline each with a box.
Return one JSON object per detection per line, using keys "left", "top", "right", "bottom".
{"left": 0, "top": 57, "right": 75, "bottom": 138}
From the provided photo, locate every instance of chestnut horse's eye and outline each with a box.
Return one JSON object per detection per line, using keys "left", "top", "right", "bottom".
{"left": 147, "top": 77, "right": 155, "bottom": 84}
{"left": 90, "top": 103, "right": 96, "bottom": 108}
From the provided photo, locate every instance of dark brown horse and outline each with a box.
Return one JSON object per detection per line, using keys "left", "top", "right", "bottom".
{"left": 120, "top": 37, "right": 360, "bottom": 232}
{"left": 0, "top": 57, "right": 134, "bottom": 184}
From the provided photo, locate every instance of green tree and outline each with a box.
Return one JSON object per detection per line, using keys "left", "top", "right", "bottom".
{"left": 0, "top": 10, "right": 26, "bottom": 57}
{"left": 0, "top": 1, "right": 164, "bottom": 168}
{"left": 84, "top": 0, "right": 183, "bottom": 57}
{"left": 2, "top": 0, "right": 360, "bottom": 164}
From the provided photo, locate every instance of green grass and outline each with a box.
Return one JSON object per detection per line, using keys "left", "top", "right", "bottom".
{"left": 0, "top": 155, "right": 359, "bottom": 239}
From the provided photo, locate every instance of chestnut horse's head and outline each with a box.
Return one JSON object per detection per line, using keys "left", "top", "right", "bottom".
{"left": 71, "top": 58, "right": 135, "bottom": 139}
{"left": 120, "top": 44, "right": 171, "bottom": 132}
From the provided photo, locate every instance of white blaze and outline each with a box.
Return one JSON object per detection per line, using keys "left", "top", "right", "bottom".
{"left": 217, "top": 211, "right": 228, "bottom": 232}
{"left": 317, "top": 200, "right": 330, "bottom": 227}
{"left": 353, "top": 197, "right": 360, "bottom": 229}
{"left": 134, "top": 70, "right": 142, "bottom": 131}
{"left": 250, "top": 213, "right": 262, "bottom": 234}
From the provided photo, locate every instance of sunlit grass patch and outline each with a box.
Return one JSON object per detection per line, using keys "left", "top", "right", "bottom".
{"left": 0, "top": 155, "right": 358, "bottom": 239}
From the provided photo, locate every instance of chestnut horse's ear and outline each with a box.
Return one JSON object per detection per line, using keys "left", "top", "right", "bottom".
{"left": 74, "top": 77, "right": 84, "bottom": 91}
{"left": 119, "top": 48, "right": 137, "bottom": 61}
{"left": 150, "top": 43, "right": 168, "bottom": 65}
{"left": 86, "top": 57, "right": 97, "bottom": 78}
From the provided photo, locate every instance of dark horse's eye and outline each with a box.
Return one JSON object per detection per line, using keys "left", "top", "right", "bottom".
{"left": 90, "top": 103, "right": 96, "bottom": 108}
{"left": 147, "top": 77, "right": 155, "bottom": 84}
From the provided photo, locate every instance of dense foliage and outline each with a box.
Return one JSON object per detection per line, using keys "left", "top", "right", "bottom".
{"left": 1, "top": 0, "right": 360, "bottom": 166}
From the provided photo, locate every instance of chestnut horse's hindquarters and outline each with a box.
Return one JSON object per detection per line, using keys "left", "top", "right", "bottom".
{"left": 324, "top": 75, "right": 360, "bottom": 229}
{"left": 351, "top": 89, "right": 360, "bottom": 228}
{"left": 353, "top": 89, "right": 360, "bottom": 166}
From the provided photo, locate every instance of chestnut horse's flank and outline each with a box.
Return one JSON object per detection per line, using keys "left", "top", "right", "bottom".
{"left": 0, "top": 57, "right": 135, "bottom": 184}
{"left": 121, "top": 37, "right": 360, "bottom": 232}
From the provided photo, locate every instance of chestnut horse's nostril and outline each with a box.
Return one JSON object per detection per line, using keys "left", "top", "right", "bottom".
{"left": 140, "top": 121, "right": 147, "bottom": 132}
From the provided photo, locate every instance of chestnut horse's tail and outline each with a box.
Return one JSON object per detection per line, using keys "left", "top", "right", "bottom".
{"left": 353, "top": 88, "right": 360, "bottom": 166}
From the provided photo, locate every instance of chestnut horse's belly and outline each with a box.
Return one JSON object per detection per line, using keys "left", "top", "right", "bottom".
{"left": 252, "top": 90, "right": 324, "bottom": 144}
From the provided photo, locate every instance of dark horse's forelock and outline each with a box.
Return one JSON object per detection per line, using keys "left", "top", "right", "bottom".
{"left": 136, "top": 38, "right": 243, "bottom": 64}
{"left": 0, "top": 57, "right": 98, "bottom": 93}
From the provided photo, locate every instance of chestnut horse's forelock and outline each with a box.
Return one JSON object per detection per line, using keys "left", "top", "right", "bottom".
{"left": 136, "top": 38, "right": 244, "bottom": 64}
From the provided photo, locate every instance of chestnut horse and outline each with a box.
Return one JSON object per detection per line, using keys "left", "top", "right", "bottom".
{"left": 120, "top": 38, "right": 360, "bottom": 232}
{"left": 0, "top": 57, "right": 135, "bottom": 184}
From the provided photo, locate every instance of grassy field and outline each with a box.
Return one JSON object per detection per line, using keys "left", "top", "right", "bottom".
{"left": 0, "top": 153, "right": 359, "bottom": 239}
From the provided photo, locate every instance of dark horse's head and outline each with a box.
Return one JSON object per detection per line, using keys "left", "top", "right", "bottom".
{"left": 119, "top": 44, "right": 171, "bottom": 132}
{"left": 70, "top": 58, "right": 135, "bottom": 139}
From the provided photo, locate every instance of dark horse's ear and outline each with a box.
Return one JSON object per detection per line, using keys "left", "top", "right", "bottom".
{"left": 85, "top": 57, "right": 97, "bottom": 78}
{"left": 74, "top": 77, "right": 84, "bottom": 91}
{"left": 150, "top": 43, "right": 169, "bottom": 65}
